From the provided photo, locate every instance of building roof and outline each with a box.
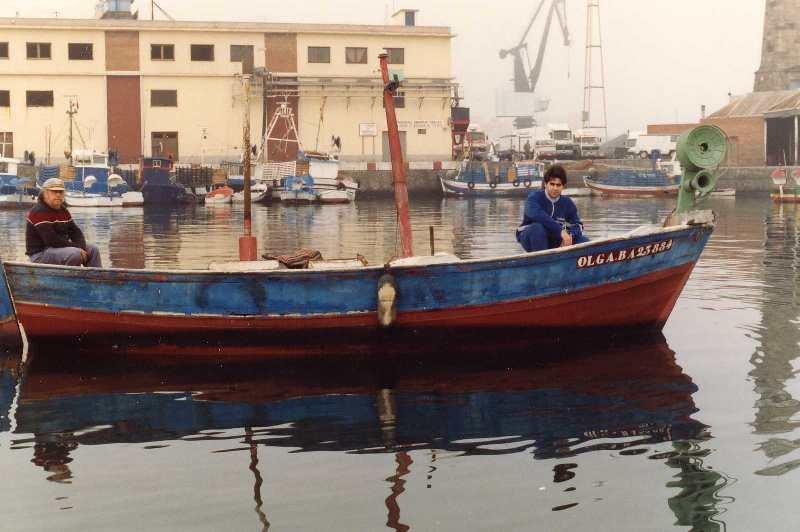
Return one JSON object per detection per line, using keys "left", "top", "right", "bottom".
{"left": 708, "top": 90, "right": 799, "bottom": 119}
{"left": 0, "top": 16, "right": 452, "bottom": 37}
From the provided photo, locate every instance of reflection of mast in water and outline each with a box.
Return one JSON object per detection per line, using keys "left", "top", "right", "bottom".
{"left": 750, "top": 206, "right": 800, "bottom": 475}
{"left": 377, "top": 388, "right": 411, "bottom": 532}
{"left": 244, "top": 426, "right": 270, "bottom": 531}
{"left": 665, "top": 440, "right": 735, "bottom": 532}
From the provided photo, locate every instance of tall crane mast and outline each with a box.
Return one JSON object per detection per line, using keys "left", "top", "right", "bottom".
{"left": 582, "top": 0, "right": 608, "bottom": 140}
{"left": 499, "top": 0, "right": 570, "bottom": 93}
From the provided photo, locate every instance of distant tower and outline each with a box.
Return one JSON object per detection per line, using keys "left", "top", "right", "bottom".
{"left": 754, "top": 0, "right": 800, "bottom": 91}
{"left": 95, "top": 0, "right": 138, "bottom": 20}
{"left": 582, "top": 0, "right": 608, "bottom": 140}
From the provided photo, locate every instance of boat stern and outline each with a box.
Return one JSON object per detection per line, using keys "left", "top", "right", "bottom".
{"left": 0, "top": 262, "right": 22, "bottom": 350}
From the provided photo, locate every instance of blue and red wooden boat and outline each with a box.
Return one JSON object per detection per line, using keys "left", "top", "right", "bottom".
{"left": 0, "top": 59, "right": 728, "bottom": 357}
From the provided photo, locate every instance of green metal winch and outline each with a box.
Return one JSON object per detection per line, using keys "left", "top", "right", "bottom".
{"left": 675, "top": 124, "right": 728, "bottom": 213}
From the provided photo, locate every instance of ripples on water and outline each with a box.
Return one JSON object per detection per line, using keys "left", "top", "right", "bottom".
{"left": 1, "top": 195, "right": 799, "bottom": 531}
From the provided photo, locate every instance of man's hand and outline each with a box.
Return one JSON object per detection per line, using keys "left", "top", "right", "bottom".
{"left": 560, "top": 230, "right": 573, "bottom": 247}
{"left": 80, "top": 249, "right": 88, "bottom": 265}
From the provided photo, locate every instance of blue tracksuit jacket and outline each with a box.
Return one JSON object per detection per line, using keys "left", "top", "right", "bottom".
{"left": 519, "top": 189, "right": 585, "bottom": 241}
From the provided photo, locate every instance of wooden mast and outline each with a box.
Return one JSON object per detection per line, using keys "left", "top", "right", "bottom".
{"left": 379, "top": 53, "right": 414, "bottom": 258}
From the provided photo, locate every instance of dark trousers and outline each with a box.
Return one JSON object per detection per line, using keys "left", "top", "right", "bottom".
{"left": 516, "top": 224, "right": 589, "bottom": 252}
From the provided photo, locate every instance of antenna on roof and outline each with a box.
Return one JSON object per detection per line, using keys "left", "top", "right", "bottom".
{"left": 151, "top": 0, "right": 174, "bottom": 21}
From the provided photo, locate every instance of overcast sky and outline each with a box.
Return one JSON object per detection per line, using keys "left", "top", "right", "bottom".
{"left": 2, "top": 0, "right": 767, "bottom": 139}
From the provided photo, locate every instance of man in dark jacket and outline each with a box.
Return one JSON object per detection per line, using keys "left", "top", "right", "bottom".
{"left": 25, "top": 178, "right": 102, "bottom": 267}
{"left": 516, "top": 165, "right": 589, "bottom": 252}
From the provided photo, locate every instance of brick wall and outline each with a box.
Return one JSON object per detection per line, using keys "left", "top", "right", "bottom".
{"left": 105, "top": 31, "right": 139, "bottom": 71}
{"left": 646, "top": 123, "right": 698, "bottom": 136}
{"left": 701, "top": 116, "right": 764, "bottom": 166}
{"left": 264, "top": 33, "right": 297, "bottom": 73}
{"left": 107, "top": 76, "right": 141, "bottom": 163}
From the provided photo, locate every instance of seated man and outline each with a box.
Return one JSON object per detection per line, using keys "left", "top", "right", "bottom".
{"left": 26, "top": 178, "right": 102, "bottom": 267}
{"left": 516, "top": 165, "right": 589, "bottom": 253}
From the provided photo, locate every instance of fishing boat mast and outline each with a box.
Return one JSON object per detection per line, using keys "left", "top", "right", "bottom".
{"left": 239, "top": 73, "right": 257, "bottom": 261}
{"left": 379, "top": 53, "right": 414, "bottom": 258}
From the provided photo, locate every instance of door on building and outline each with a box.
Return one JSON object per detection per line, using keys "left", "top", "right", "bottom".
{"left": 151, "top": 132, "right": 179, "bottom": 161}
{"left": 382, "top": 131, "right": 407, "bottom": 162}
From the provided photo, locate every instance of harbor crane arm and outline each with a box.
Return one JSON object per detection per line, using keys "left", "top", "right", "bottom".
{"left": 499, "top": 0, "right": 570, "bottom": 93}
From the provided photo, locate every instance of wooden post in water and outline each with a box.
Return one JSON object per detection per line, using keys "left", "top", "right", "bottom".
{"left": 239, "top": 73, "right": 257, "bottom": 261}
{"left": 380, "top": 53, "right": 414, "bottom": 258}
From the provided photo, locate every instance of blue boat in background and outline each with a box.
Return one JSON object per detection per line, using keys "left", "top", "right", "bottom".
{"left": 140, "top": 157, "right": 195, "bottom": 204}
{"left": 440, "top": 160, "right": 544, "bottom": 197}
{"left": 0, "top": 157, "right": 37, "bottom": 208}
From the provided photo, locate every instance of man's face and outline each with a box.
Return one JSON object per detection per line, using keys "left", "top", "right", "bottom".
{"left": 545, "top": 177, "right": 564, "bottom": 200}
{"left": 43, "top": 189, "right": 65, "bottom": 209}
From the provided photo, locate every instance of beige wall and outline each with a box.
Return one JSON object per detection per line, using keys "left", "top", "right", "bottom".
{"left": 298, "top": 91, "right": 451, "bottom": 161}
{"left": 0, "top": 76, "right": 107, "bottom": 160}
{"left": 0, "top": 22, "right": 454, "bottom": 163}
{"left": 296, "top": 33, "right": 452, "bottom": 79}
{"left": 138, "top": 30, "right": 266, "bottom": 77}
{"left": 141, "top": 76, "right": 260, "bottom": 162}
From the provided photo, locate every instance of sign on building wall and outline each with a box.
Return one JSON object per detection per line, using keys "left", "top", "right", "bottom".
{"left": 359, "top": 123, "right": 378, "bottom": 137}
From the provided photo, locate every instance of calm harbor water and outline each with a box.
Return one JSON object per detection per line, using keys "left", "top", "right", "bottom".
{"left": 1, "top": 194, "right": 800, "bottom": 530}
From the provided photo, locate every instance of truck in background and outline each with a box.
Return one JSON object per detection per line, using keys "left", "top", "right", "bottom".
{"left": 534, "top": 124, "right": 577, "bottom": 160}
{"left": 626, "top": 133, "right": 678, "bottom": 159}
{"left": 574, "top": 130, "right": 603, "bottom": 159}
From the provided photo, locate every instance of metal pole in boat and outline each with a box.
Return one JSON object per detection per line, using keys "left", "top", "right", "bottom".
{"left": 379, "top": 53, "right": 414, "bottom": 258}
{"left": 239, "top": 73, "right": 258, "bottom": 261}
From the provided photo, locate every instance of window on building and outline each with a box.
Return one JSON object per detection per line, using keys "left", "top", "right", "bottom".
{"left": 0, "top": 91, "right": 9, "bottom": 107}
{"left": 68, "top": 43, "right": 93, "bottom": 60}
{"left": 417, "top": 129, "right": 426, "bottom": 135}
{"left": 0, "top": 132, "right": 12, "bottom": 158}
{"left": 230, "top": 44, "right": 254, "bottom": 62}
{"left": 26, "top": 91, "right": 54, "bottom": 107}
{"left": 151, "top": 90, "right": 178, "bottom": 107}
{"left": 308, "top": 46, "right": 330, "bottom": 64}
{"left": 345, "top": 47, "right": 368, "bottom": 64}
{"left": 0, "top": 42, "right": 8, "bottom": 59}
{"left": 382, "top": 91, "right": 405, "bottom": 109}
{"left": 26, "top": 42, "right": 51, "bottom": 59}
{"left": 151, "top": 44, "right": 175, "bottom": 61}
{"left": 191, "top": 44, "right": 214, "bottom": 61}
{"left": 385, "top": 48, "right": 404, "bottom": 64}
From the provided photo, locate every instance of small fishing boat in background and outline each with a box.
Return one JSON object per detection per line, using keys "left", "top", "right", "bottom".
{"left": 205, "top": 185, "right": 234, "bottom": 205}
{"left": 140, "top": 157, "right": 195, "bottom": 205}
{"left": 583, "top": 166, "right": 680, "bottom": 196}
{"left": 440, "top": 160, "right": 543, "bottom": 197}
{"left": 232, "top": 181, "right": 271, "bottom": 203}
{"left": 278, "top": 175, "right": 317, "bottom": 204}
{"left": 0, "top": 158, "right": 37, "bottom": 208}
{"left": 769, "top": 167, "right": 800, "bottom": 203}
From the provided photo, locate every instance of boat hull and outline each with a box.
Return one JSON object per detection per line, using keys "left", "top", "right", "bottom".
{"left": 440, "top": 176, "right": 540, "bottom": 197}
{"left": 584, "top": 176, "right": 679, "bottom": 196}
{"left": 0, "top": 193, "right": 37, "bottom": 208}
{"left": 2, "top": 223, "right": 713, "bottom": 354}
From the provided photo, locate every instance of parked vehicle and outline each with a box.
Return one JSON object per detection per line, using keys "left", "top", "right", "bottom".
{"left": 627, "top": 134, "right": 678, "bottom": 159}
{"left": 574, "top": 130, "right": 603, "bottom": 159}
{"left": 534, "top": 124, "right": 577, "bottom": 160}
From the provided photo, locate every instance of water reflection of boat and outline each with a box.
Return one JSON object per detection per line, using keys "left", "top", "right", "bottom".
{"left": 9, "top": 336, "right": 704, "bottom": 458}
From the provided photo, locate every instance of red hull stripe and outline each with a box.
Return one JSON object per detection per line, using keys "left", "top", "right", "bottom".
{"left": 16, "top": 263, "right": 695, "bottom": 339}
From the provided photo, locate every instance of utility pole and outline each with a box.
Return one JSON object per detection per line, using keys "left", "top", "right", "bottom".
{"left": 239, "top": 74, "right": 257, "bottom": 261}
{"left": 66, "top": 97, "right": 78, "bottom": 161}
{"left": 582, "top": 0, "right": 608, "bottom": 141}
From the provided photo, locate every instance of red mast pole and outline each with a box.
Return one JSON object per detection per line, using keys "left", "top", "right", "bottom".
{"left": 380, "top": 53, "right": 414, "bottom": 258}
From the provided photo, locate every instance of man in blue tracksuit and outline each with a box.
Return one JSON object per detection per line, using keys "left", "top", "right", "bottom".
{"left": 516, "top": 164, "right": 589, "bottom": 252}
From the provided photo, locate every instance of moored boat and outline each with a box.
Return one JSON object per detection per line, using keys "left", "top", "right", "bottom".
{"left": 205, "top": 185, "right": 234, "bottom": 205}
{"left": 440, "top": 160, "right": 543, "bottom": 197}
{"left": 0, "top": 56, "right": 729, "bottom": 358}
{"left": 0, "top": 160, "right": 37, "bottom": 208}
{"left": 583, "top": 167, "right": 680, "bottom": 196}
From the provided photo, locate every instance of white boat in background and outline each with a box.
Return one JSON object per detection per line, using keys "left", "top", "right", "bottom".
{"left": 278, "top": 174, "right": 317, "bottom": 204}
{"left": 306, "top": 154, "right": 359, "bottom": 202}
{"left": 64, "top": 174, "right": 142, "bottom": 207}
{"left": 232, "top": 182, "right": 271, "bottom": 203}
{"left": 317, "top": 189, "right": 351, "bottom": 204}
{"left": 205, "top": 185, "right": 234, "bottom": 205}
